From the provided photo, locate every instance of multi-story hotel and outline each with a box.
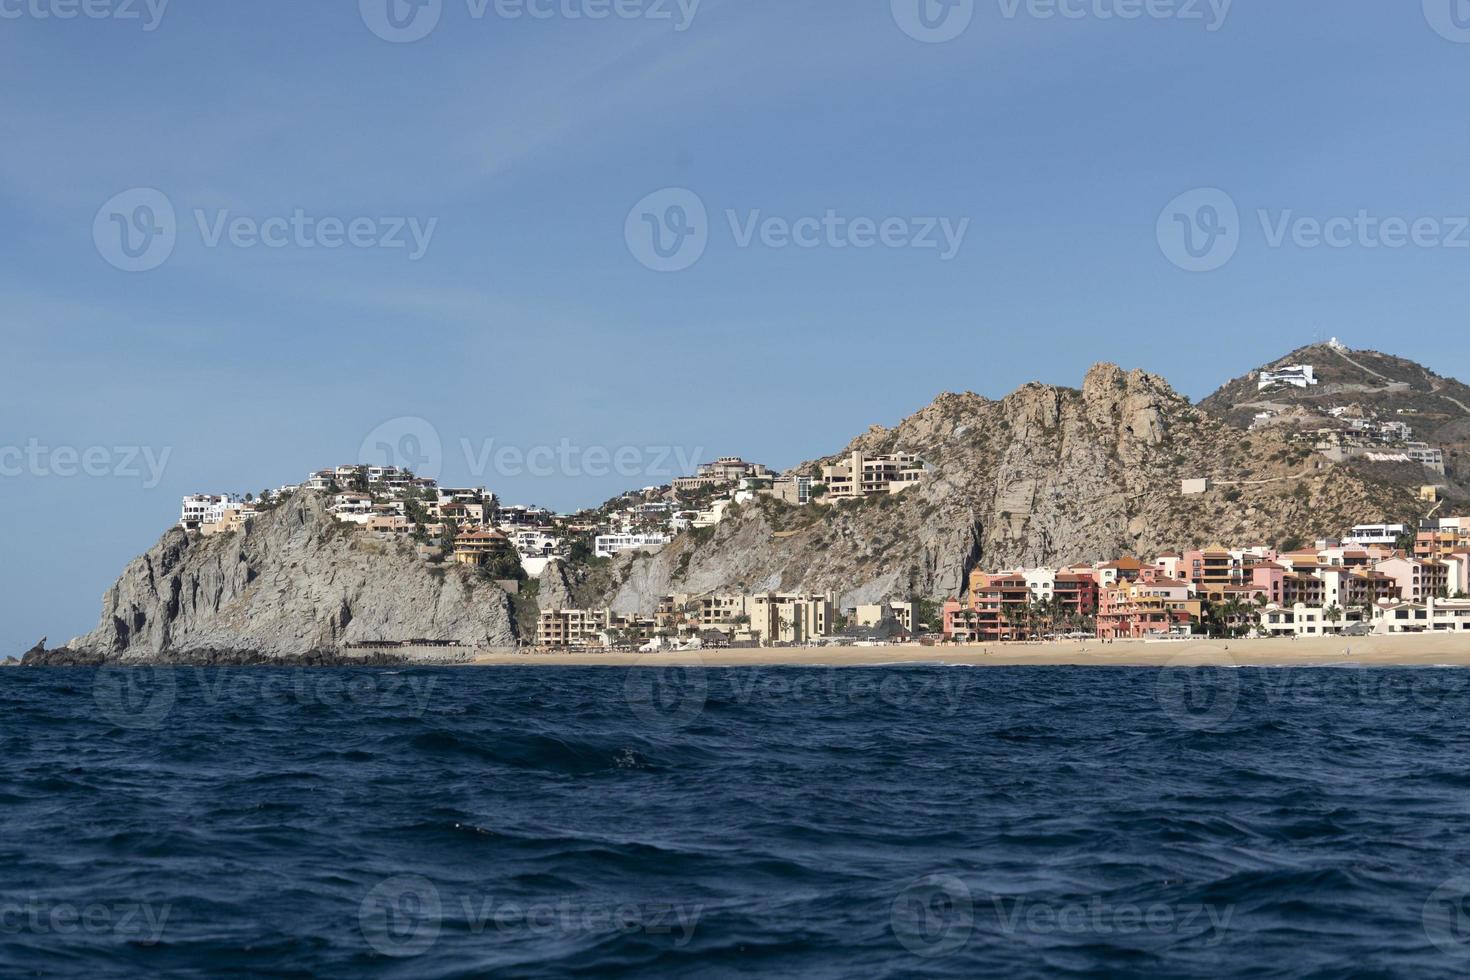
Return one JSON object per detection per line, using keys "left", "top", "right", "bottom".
{"left": 820, "top": 451, "right": 925, "bottom": 499}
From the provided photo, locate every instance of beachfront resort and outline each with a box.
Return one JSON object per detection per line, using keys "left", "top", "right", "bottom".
{"left": 176, "top": 461, "right": 1470, "bottom": 652}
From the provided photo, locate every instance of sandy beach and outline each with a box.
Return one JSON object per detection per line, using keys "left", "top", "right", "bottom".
{"left": 458, "top": 633, "right": 1470, "bottom": 667}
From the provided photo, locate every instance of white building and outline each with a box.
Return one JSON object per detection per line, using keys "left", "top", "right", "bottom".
{"left": 508, "top": 528, "right": 560, "bottom": 556}
{"left": 1343, "top": 523, "right": 1407, "bottom": 547}
{"left": 498, "top": 505, "right": 555, "bottom": 527}
{"left": 1404, "top": 444, "right": 1446, "bottom": 474}
{"left": 180, "top": 494, "right": 245, "bottom": 528}
{"left": 594, "top": 532, "right": 673, "bottom": 558}
{"left": 1373, "top": 598, "right": 1470, "bottom": 634}
{"left": 692, "top": 498, "right": 733, "bottom": 529}
{"left": 1257, "top": 603, "right": 1363, "bottom": 637}
{"left": 329, "top": 493, "right": 374, "bottom": 517}
{"left": 1258, "top": 365, "right": 1317, "bottom": 391}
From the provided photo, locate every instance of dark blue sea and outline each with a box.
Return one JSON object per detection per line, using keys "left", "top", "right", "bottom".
{"left": 6, "top": 665, "right": 1470, "bottom": 978}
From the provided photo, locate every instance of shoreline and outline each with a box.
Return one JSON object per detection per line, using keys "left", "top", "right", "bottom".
{"left": 460, "top": 633, "right": 1470, "bottom": 667}
{"left": 18, "top": 634, "right": 1470, "bottom": 668}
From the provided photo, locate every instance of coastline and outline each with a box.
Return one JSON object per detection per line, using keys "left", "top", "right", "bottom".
{"left": 19, "top": 633, "right": 1470, "bottom": 668}
{"left": 460, "top": 633, "right": 1470, "bottom": 667}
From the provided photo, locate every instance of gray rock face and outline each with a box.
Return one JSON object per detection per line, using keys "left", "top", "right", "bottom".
{"left": 69, "top": 494, "right": 517, "bottom": 660}
{"left": 591, "top": 363, "right": 1422, "bottom": 612}
{"left": 536, "top": 559, "right": 580, "bottom": 611}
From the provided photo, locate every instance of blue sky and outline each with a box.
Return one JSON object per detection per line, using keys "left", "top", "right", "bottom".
{"left": 3, "top": 0, "right": 1469, "bottom": 652}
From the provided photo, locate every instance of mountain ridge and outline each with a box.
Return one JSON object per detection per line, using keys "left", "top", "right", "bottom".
{"left": 39, "top": 348, "right": 1466, "bottom": 658}
{"left": 579, "top": 360, "right": 1437, "bottom": 615}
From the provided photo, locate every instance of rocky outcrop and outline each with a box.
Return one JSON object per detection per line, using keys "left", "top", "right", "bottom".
{"left": 587, "top": 363, "right": 1424, "bottom": 612}
{"left": 66, "top": 494, "right": 516, "bottom": 661}
{"left": 536, "top": 559, "right": 581, "bottom": 611}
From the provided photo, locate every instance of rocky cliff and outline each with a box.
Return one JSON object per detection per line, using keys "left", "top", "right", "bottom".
{"left": 586, "top": 363, "right": 1425, "bottom": 614}
{"left": 65, "top": 493, "right": 517, "bottom": 660}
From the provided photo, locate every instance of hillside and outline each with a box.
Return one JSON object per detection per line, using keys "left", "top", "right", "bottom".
{"left": 60, "top": 493, "right": 518, "bottom": 660}
{"left": 579, "top": 363, "right": 1430, "bottom": 615}
{"left": 1200, "top": 342, "right": 1470, "bottom": 444}
{"left": 39, "top": 355, "right": 1464, "bottom": 660}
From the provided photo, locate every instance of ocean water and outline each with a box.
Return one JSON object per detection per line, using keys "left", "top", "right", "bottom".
{"left": 5, "top": 665, "right": 1470, "bottom": 978}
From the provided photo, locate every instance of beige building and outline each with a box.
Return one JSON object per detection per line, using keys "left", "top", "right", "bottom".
{"left": 661, "top": 593, "right": 750, "bottom": 632}
{"left": 366, "top": 514, "right": 413, "bottom": 535}
{"left": 820, "top": 452, "right": 924, "bottom": 499}
{"left": 537, "top": 608, "right": 609, "bottom": 649}
{"left": 854, "top": 601, "right": 918, "bottom": 632}
{"left": 199, "top": 505, "right": 256, "bottom": 537}
{"left": 672, "top": 457, "right": 770, "bottom": 492}
{"left": 747, "top": 592, "right": 836, "bottom": 644}
{"left": 453, "top": 528, "right": 510, "bottom": 566}
{"left": 536, "top": 608, "right": 660, "bottom": 649}
{"left": 761, "top": 475, "right": 814, "bottom": 506}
